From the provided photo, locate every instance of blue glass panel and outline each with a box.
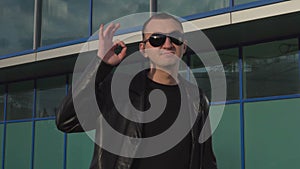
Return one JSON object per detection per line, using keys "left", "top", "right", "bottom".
{"left": 158, "top": 0, "right": 230, "bottom": 17}
{"left": 36, "top": 76, "right": 66, "bottom": 117}
{"left": 92, "top": 0, "right": 149, "bottom": 33}
{"left": 41, "top": 0, "right": 90, "bottom": 46}
{"left": 7, "top": 81, "right": 34, "bottom": 120}
{"left": 243, "top": 38, "right": 300, "bottom": 98}
{"left": 0, "top": 0, "right": 34, "bottom": 56}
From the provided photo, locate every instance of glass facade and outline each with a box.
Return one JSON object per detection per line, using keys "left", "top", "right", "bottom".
{"left": 7, "top": 81, "right": 34, "bottom": 120}
{"left": 243, "top": 38, "right": 300, "bottom": 98}
{"left": 36, "top": 76, "right": 66, "bottom": 118}
{"left": 0, "top": 36, "right": 298, "bottom": 169}
{"left": 41, "top": 0, "right": 90, "bottom": 46}
{"left": 158, "top": 0, "right": 229, "bottom": 17}
{"left": 0, "top": 1, "right": 299, "bottom": 169}
{"left": 234, "top": 0, "right": 259, "bottom": 6}
{"left": 0, "top": 0, "right": 34, "bottom": 56}
{"left": 190, "top": 48, "right": 239, "bottom": 100}
{"left": 0, "top": 0, "right": 285, "bottom": 58}
{"left": 92, "top": 0, "right": 149, "bottom": 33}
{"left": 244, "top": 98, "right": 300, "bottom": 169}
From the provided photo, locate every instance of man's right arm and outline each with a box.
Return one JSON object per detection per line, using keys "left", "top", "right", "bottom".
{"left": 56, "top": 23, "right": 126, "bottom": 133}
{"left": 56, "top": 60, "right": 114, "bottom": 133}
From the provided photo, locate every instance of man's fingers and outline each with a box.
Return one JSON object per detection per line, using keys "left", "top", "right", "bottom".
{"left": 99, "top": 24, "right": 104, "bottom": 40}
{"left": 103, "top": 23, "right": 115, "bottom": 37}
{"left": 110, "top": 23, "right": 120, "bottom": 37}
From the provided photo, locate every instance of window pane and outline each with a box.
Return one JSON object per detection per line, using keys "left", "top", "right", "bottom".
{"left": 244, "top": 98, "right": 300, "bottom": 169}
{"left": 34, "top": 120, "right": 64, "bottom": 169}
{"left": 212, "top": 104, "right": 241, "bottom": 169}
{"left": 0, "top": 85, "right": 4, "bottom": 121}
{"left": 190, "top": 48, "right": 239, "bottom": 101}
{"left": 158, "top": 0, "right": 229, "bottom": 17}
{"left": 36, "top": 76, "right": 66, "bottom": 118}
{"left": 0, "top": 0, "right": 34, "bottom": 56}
{"left": 5, "top": 122, "right": 32, "bottom": 169}
{"left": 243, "top": 38, "right": 300, "bottom": 98}
{"left": 41, "top": 0, "right": 90, "bottom": 46}
{"left": 7, "top": 81, "right": 34, "bottom": 120}
{"left": 67, "top": 132, "right": 94, "bottom": 169}
{"left": 92, "top": 0, "right": 149, "bottom": 33}
{"left": 234, "top": 0, "right": 259, "bottom": 6}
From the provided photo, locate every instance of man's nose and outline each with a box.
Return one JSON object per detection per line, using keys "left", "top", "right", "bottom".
{"left": 162, "top": 36, "right": 173, "bottom": 48}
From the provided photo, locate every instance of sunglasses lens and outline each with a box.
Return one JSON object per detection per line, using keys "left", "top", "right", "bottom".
{"left": 149, "top": 34, "right": 166, "bottom": 47}
{"left": 170, "top": 37, "right": 183, "bottom": 45}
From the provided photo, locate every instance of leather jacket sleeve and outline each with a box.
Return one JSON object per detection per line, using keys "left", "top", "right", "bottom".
{"left": 56, "top": 56, "right": 114, "bottom": 133}
{"left": 200, "top": 93, "right": 218, "bottom": 169}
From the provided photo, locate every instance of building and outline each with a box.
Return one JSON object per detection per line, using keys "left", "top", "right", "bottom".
{"left": 0, "top": 0, "right": 299, "bottom": 169}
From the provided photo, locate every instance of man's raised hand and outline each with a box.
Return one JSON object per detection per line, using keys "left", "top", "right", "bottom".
{"left": 97, "top": 23, "right": 127, "bottom": 66}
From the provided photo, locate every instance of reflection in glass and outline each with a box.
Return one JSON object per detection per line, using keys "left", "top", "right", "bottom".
{"left": 92, "top": 0, "right": 149, "bottom": 33}
{"left": 36, "top": 76, "right": 66, "bottom": 118}
{"left": 0, "top": 85, "right": 4, "bottom": 121}
{"left": 7, "top": 81, "right": 34, "bottom": 120}
{"left": 0, "top": 0, "right": 34, "bottom": 56}
{"left": 243, "top": 38, "right": 300, "bottom": 98}
{"left": 234, "top": 0, "right": 259, "bottom": 6}
{"left": 158, "top": 0, "right": 229, "bottom": 17}
{"left": 190, "top": 48, "right": 239, "bottom": 101}
{"left": 41, "top": 0, "right": 89, "bottom": 46}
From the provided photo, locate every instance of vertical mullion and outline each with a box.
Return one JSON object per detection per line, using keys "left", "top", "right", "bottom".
{"left": 2, "top": 85, "right": 7, "bottom": 169}
{"left": 63, "top": 75, "right": 69, "bottom": 169}
{"left": 150, "top": 0, "right": 157, "bottom": 16}
{"left": 30, "top": 80, "right": 37, "bottom": 169}
{"left": 230, "top": 0, "right": 234, "bottom": 7}
{"left": 239, "top": 46, "right": 245, "bottom": 169}
{"left": 33, "top": 0, "right": 42, "bottom": 50}
{"left": 89, "top": 0, "right": 93, "bottom": 36}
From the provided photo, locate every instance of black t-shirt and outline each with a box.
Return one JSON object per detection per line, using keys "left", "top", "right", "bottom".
{"left": 131, "top": 77, "right": 192, "bottom": 169}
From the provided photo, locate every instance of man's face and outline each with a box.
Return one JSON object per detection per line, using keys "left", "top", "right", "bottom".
{"left": 140, "top": 18, "right": 186, "bottom": 69}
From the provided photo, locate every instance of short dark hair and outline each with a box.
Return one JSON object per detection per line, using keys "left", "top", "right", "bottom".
{"left": 142, "top": 13, "right": 183, "bottom": 40}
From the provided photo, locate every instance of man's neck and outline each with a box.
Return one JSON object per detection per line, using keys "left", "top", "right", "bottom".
{"left": 147, "top": 68, "right": 179, "bottom": 86}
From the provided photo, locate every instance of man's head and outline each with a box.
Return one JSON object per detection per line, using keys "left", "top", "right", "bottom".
{"left": 139, "top": 13, "right": 187, "bottom": 70}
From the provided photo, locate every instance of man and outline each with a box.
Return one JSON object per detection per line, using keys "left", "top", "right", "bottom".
{"left": 56, "top": 13, "right": 217, "bottom": 169}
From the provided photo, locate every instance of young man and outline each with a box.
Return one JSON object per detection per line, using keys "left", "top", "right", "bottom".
{"left": 56, "top": 13, "right": 217, "bottom": 169}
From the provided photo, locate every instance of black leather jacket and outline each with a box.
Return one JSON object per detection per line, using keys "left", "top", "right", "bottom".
{"left": 56, "top": 57, "right": 217, "bottom": 169}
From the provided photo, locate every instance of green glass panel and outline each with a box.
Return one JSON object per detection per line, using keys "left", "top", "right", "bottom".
{"left": 0, "top": 85, "right": 4, "bottom": 121}
{"left": 41, "top": 0, "right": 89, "bottom": 46}
{"left": 0, "top": 124, "right": 4, "bottom": 168}
{"left": 0, "top": 0, "right": 34, "bottom": 56}
{"left": 212, "top": 104, "right": 241, "bottom": 169}
{"left": 158, "top": 0, "right": 229, "bottom": 17}
{"left": 7, "top": 81, "right": 34, "bottom": 120}
{"left": 244, "top": 98, "right": 300, "bottom": 169}
{"left": 36, "top": 76, "right": 66, "bottom": 117}
{"left": 243, "top": 38, "right": 300, "bottom": 98}
{"left": 34, "top": 120, "right": 64, "bottom": 169}
{"left": 5, "top": 122, "right": 32, "bottom": 169}
{"left": 92, "top": 0, "right": 149, "bottom": 33}
{"left": 66, "top": 131, "right": 94, "bottom": 169}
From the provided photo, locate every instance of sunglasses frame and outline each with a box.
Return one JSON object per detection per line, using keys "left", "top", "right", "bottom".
{"left": 143, "top": 32, "right": 184, "bottom": 47}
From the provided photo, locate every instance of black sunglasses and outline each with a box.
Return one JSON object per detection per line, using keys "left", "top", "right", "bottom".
{"left": 143, "top": 32, "right": 184, "bottom": 47}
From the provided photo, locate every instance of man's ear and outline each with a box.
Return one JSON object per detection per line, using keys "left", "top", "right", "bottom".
{"left": 139, "top": 42, "right": 148, "bottom": 58}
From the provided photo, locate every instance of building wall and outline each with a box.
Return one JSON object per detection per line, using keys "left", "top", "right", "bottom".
{"left": 0, "top": 0, "right": 299, "bottom": 169}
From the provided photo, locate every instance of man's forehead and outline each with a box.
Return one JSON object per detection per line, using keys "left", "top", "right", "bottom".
{"left": 143, "top": 18, "right": 183, "bottom": 34}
